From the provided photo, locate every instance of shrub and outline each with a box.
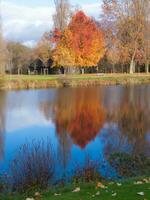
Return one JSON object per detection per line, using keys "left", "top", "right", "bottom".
{"left": 10, "top": 139, "right": 55, "bottom": 192}
{"left": 0, "top": 176, "right": 4, "bottom": 192}
{"left": 0, "top": 173, "right": 10, "bottom": 193}
{"left": 73, "top": 154, "right": 101, "bottom": 183}
{"left": 109, "top": 152, "right": 150, "bottom": 178}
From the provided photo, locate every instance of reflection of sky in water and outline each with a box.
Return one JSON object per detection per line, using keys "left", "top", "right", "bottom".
{"left": 6, "top": 108, "right": 52, "bottom": 132}
{"left": 5, "top": 89, "right": 56, "bottom": 131}
{"left": 0, "top": 85, "right": 150, "bottom": 180}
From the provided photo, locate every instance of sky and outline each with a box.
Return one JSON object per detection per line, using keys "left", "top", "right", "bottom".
{"left": 1, "top": 0, "right": 101, "bottom": 47}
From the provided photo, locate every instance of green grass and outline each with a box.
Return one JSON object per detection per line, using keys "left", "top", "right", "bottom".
{"left": 2, "top": 73, "right": 150, "bottom": 80}
{"left": 1, "top": 73, "right": 150, "bottom": 81}
{"left": 0, "top": 73, "right": 150, "bottom": 90}
{"left": 2, "top": 177, "right": 150, "bottom": 200}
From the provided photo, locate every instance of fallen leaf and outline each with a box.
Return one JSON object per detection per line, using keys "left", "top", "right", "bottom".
{"left": 96, "top": 182, "right": 106, "bottom": 189}
{"left": 26, "top": 198, "right": 35, "bottom": 200}
{"left": 95, "top": 191, "right": 100, "bottom": 196}
{"left": 134, "top": 181, "right": 143, "bottom": 185}
{"left": 143, "top": 179, "right": 149, "bottom": 183}
{"left": 117, "top": 183, "right": 122, "bottom": 186}
{"left": 112, "top": 193, "right": 117, "bottom": 197}
{"left": 137, "top": 192, "right": 144, "bottom": 196}
{"left": 72, "top": 187, "right": 80, "bottom": 192}
{"left": 54, "top": 193, "right": 61, "bottom": 196}
{"left": 34, "top": 192, "right": 41, "bottom": 197}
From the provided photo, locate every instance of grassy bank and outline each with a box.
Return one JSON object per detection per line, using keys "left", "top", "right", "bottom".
{"left": 2, "top": 177, "right": 150, "bottom": 200}
{"left": 0, "top": 73, "right": 150, "bottom": 90}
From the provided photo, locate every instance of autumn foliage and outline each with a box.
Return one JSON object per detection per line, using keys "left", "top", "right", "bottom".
{"left": 51, "top": 88, "right": 105, "bottom": 148}
{"left": 53, "top": 11, "right": 105, "bottom": 67}
{"left": 50, "top": 28, "right": 62, "bottom": 43}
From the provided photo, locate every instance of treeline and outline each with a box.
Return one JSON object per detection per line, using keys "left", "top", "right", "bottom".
{"left": 100, "top": 0, "right": 150, "bottom": 73}
{"left": 5, "top": 35, "right": 52, "bottom": 74}
{"left": 0, "top": 0, "right": 150, "bottom": 74}
{"left": 0, "top": 24, "right": 6, "bottom": 74}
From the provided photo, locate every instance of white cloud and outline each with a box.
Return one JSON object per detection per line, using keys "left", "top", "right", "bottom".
{"left": 1, "top": 1, "right": 55, "bottom": 47}
{"left": 82, "top": 3, "right": 100, "bottom": 19}
{"left": 22, "top": 40, "right": 37, "bottom": 48}
{"left": 1, "top": 1, "right": 100, "bottom": 47}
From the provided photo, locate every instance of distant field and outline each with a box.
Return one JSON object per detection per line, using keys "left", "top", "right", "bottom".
{"left": 0, "top": 73, "right": 150, "bottom": 90}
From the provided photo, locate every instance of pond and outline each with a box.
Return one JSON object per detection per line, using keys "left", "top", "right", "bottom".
{"left": 0, "top": 85, "right": 150, "bottom": 181}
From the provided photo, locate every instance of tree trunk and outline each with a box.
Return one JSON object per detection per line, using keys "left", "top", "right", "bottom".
{"left": 64, "top": 68, "right": 67, "bottom": 74}
{"left": 96, "top": 66, "right": 99, "bottom": 73}
{"left": 130, "top": 58, "right": 135, "bottom": 74}
{"left": 130, "top": 47, "right": 137, "bottom": 74}
{"left": 112, "top": 64, "right": 115, "bottom": 73}
{"left": 28, "top": 69, "right": 30, "bottom": 75}
{"left": 145, "top": 61, "right": 149, "bottom": 73}
{"left": 81, "top": 68, "right": 84, "bottom": 74}
{"left": 121, "top": 64, "right": 123, "bottom": 73}
{"left": 18, "top": 68, "right": 20, "bottom": 75}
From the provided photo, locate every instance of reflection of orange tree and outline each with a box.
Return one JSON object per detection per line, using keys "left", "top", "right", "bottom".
{"left": 40, "top": 89, "right": 73, "bottom": 171}
{"left": 40, "top": 88, "right": 105, "bottom": 173}
{"left": 53, "top": 88, "right": 105, "bottom": 148}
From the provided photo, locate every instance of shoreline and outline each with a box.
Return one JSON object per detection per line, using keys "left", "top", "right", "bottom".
{"left": 1, "top": 177, "right": 150, "bottom": 200}
{"left": 0, "top": 73, "right": 150, "bottom": 90}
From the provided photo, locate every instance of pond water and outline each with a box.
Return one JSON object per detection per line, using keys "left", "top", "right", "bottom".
{"left": 0, "top": 85, "right": 150, "bottom": 180}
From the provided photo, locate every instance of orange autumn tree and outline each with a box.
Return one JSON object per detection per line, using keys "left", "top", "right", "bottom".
{"left": 53, "top": 11, "right": 105, "bottom": 70}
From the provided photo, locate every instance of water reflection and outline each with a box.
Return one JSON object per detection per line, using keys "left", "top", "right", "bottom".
{"left": 41, "top": 88, "right": 106, "bottom": 149}
{"left": 0, "top": 85, "right": 150, "bottom": 179}
{"left": 40, "top": 86, "right": 150, "bottom": 157}
{"left": 0, "top": 91, "right": 6, "bottom": 159}
{"left": 104, "top": 86, "right": 150, "bottom": 156}
{"left": 41, "top": 88, "right": 106, "bottom": 175}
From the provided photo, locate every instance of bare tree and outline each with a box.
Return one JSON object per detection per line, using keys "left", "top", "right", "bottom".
{"left": 0, "top": 0, "right": 6, "bottom": 74}
{"left": 7, "top": 42, "right": 32, "bottom": 74}
{"left": 33, "top": 32, "right": 52, "bottom": 68}
{"left": 53, "top": 0, "right": 72, "bottom": 31}
{"left": 101, "top": 0, "right": 150, "bottom": 73}
{"left": 128, "top": 0, "right": 150, "bottom": 73}
{"left": 141, "top": 0, "right": 150, "bottom": 73}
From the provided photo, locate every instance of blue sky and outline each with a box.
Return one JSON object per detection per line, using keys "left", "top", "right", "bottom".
{"left": 1, "top": 0, "right": 101, "bottom": 47}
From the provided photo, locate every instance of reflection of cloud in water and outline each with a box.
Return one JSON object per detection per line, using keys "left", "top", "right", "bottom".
{"left": 0, "top": 91, "right": 6, "bottom": 159}
{"left": 6, "top": 108, "right": 54, "bottom": 133}
{"left": 1, "top": 86, "right": 150, "bottom": 180}
{"left": 4, "top": 89, "right": 56, "bottom": 133}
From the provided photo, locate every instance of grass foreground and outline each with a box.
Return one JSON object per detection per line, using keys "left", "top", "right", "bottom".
{"left": 2, "top": 177, "right": 150, "bottom": 200}
{"left": 0, "top": 73, "right": 150, "bottom": 90}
